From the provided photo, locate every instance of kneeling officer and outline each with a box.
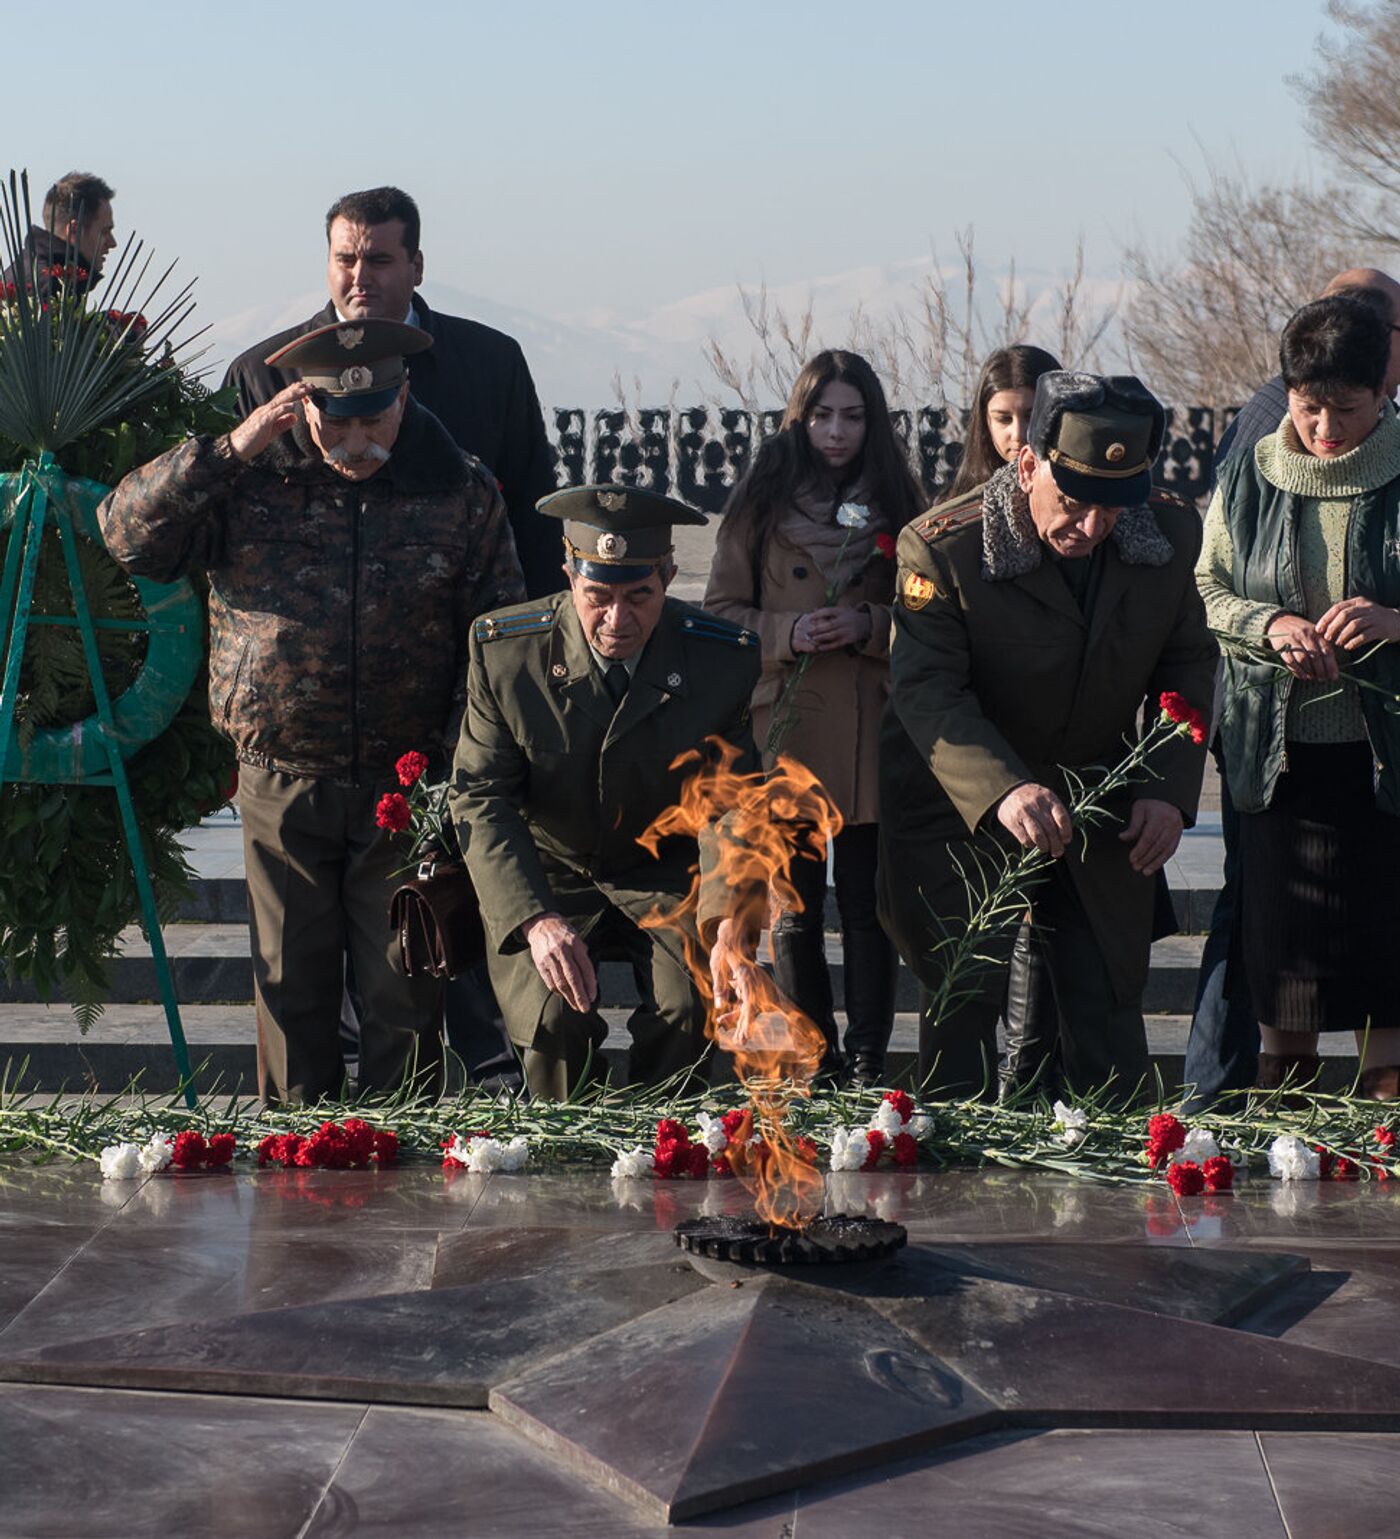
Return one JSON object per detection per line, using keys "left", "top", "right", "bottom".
{"left": 450, "top": 486, "right": 761, "bottom": 1098}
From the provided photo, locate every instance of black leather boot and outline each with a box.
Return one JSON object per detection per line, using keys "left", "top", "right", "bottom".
{"left": 772, "top": 920, "right": 844, "bottom": 1082}
{"left": 998, "top": 921, "right": 1060, "bottom": 1102}
{"left": 841, "top": 921, "right": 898, "bottom": 1088}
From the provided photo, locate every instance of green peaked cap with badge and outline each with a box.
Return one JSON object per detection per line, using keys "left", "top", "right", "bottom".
{"left": 539, "top": 483, "right": 707, "bottom": 583}
{"left": 264, "top": 318, "right": 432, "bottom": 417}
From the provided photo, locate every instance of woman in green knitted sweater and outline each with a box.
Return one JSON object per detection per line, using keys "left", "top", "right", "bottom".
{"left": 1198, "top": 294, "right": 1400, "bottom": 1099}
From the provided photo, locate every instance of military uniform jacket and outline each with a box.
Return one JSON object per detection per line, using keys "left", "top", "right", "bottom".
{"left": 450, "top": 593, "right": 761, "bottom": 954}
{"left": 881, "top": 465, "right": 1217, "bottom": 1000}
{"left": 223, "top": 296, "right": 561, "bottom": 599}
{"left": 98, "top": 400, "right": 526, "bottom": 784}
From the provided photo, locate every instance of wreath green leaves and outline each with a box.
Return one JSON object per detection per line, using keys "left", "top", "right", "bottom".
{"left": 0, "top": 171, "right": 237, "bottom": 1028}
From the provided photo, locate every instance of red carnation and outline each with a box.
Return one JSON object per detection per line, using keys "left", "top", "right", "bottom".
{"left": 1159, "top": 691, "right": 1207, "bottom": 745}
{"left": 1375, "top": 1125, "right": 1396, "bottom": 1150}
{"left": 375, "top": 793, "right": 411, "bottom": 832}
{"left": 257, "top": 1133, "right": 281, "bottom": 1167}
{"left": 1165, "top": 1160, "right": 1204, "bottom": 1197}
{"left": 720, "top": 1108, "right": 751, "bottom": 1142}
{"left": 795, "top": 1136, "right": 818, "bottom": 1164}
{"left": 1331, "top": 1152, "right": 1361, "bottom": 1181}
{"left": 205, "top": 1132, "right": 237, "bottom": 1168}
{"left": 892, "top": 1132, "right": 919, "bottom": 1167}
{"left": 875, "top": 532, "right": 897, "bottom": 560}
{"left": 883, "top": 1089, "right": 914, "bottom": 1123}
{"left": 171, "top": 1130, "right": 207, "bottom": 1170}
{"left": 685, "top": 1144, "right": 710, "bottom": 1179}
{"left": 862, "top": 1129, "right": 887, "bottom": 1171}
{"left": 341, "top": 1118, "right": 376, "bottom": 1167}
{"left": 373, "top": 1129, "right": 399, "bottom": 1166}
{"left": 395, "top": 750, "right": 429, "bottom": 788}
{"left": 655, "top": 1119, "right": 689, "bottom": 1145}
{"left": 1201, "top": 1155, "right": 1234, "bottom": 1192}
{"left": 1145, "top": 1113, "right": 1186, "bottom": 1168}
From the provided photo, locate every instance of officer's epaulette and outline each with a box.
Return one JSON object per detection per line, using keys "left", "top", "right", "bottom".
{"left": 677, "top": 610, "right": 759, "bottom": 650}
{"left": 473, "top": 608, "right": 557, "bottom": 643}
{"left": 1148, "top": 485, "right": 1199, "bottom": 514}
{"left": 911, "top": 490, "right": 984, "bottom": 546}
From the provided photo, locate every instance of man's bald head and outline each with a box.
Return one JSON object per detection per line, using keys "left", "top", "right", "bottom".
{"left": 1322, "top": 269, "right": 1400, "bottom": 395}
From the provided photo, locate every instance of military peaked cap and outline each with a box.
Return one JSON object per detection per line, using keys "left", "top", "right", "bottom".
{"left": 265, "top": 318, "right": 432, "bottom": 417}
{"left": 539, "top": 484, "right": 707, "bottom": 583}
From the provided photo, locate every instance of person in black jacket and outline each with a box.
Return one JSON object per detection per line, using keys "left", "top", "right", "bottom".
{"left": 222, "top": 185, "right": 562, "bottom": 599}
{"left": 1, "top": 171, "right": 116, "bottom": 297}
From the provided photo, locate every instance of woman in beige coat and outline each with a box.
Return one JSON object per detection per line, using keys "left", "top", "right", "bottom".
{"left": 704, "top": 350, "right": 925, "bottom": 1083}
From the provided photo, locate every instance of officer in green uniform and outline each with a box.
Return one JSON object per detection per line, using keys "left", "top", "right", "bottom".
{"left": 878, "top": 372, "right": 1217, "bottom": 1101}
{"left": 450, "top": 485, "right": 762, "bottom": 1099}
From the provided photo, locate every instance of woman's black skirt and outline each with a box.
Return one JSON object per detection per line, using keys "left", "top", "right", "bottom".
{"left": 1238, "top": 741, "right": 1400, "bottom": 1033}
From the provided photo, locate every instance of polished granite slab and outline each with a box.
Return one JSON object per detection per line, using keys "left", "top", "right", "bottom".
{"left": 3, "top": 1160, "right": 1400, "bottom": 1534}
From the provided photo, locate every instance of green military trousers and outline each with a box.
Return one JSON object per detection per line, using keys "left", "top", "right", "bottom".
{"left": 239, "top": 767, "right": 444, "bottom": 1104}
{"left": 486, "top": 859, "right": 710, "bottom": 1100}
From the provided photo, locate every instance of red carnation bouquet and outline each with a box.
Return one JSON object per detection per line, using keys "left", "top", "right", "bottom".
{"left": 375, "top": 749, "right": 455, "bottom": 871}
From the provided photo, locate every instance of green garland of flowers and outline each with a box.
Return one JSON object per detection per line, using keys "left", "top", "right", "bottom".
{"left": 0, "top": 359, "right": 239, "bottom": 1027}
{"left": 2, "top": 1074, "right": 1396, "bottom": 1186}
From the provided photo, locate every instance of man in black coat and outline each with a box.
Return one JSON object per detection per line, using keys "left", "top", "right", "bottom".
{"left": 222, "top": 185, "right": 562, "bottom": 599}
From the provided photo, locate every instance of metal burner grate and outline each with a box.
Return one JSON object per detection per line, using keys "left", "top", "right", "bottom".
{"left": 673, "top": 1214, "right": 907, "bottom": 1266}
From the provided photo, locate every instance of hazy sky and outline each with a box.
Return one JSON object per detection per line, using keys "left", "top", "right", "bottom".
{"left": 7, "top": 0, "right": 1340, "bottom": 395}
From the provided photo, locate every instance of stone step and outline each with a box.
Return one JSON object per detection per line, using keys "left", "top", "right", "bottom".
{"left": 0, "top": 928, "right": 1214, "bottom": 1015}
{"left": 170, "top": 874, "right": 1227, "bottom": 935}
{"left": 0, "top": 1005, "right": 1363, "bottom": 1096}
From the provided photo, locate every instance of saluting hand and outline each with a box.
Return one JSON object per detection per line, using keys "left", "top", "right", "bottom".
{"left": 228, "top": 380, "right": 315, "bottom": 464}
{"left": 997, "top": 782, "right": 1073, "bottom": 859}
{"left": 522, "top": 912, "right": 597, "bottom": 1014}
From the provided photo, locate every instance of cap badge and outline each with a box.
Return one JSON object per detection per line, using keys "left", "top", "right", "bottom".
{"left": 596, "top": 490, "right": 627, "bottom": 513}
{"left": 902, "top": 571, "right": 936, "bottom": 611}
{"left": 336, "top": 327, "right": 364, "bottom": 350}
{"left": 597, "top": 531, "right": 628, "bottom": 559}
{"left": 667, "top": 672, "right": 682, "bottom": 688}
{"left": 550, "top": 663, "right": 567, "bottom": 678}
{"left": 339, "top": 365, "right": 374, "bottom": 391}
{"left": 1105, "top": 441, "right": 1127, "bottom": 463}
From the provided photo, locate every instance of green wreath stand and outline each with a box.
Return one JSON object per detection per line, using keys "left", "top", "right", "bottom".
{"left": 0, "top": 455, "right": 202, "bottom": 1106}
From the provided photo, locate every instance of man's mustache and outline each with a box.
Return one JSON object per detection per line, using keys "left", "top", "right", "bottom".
{"left": 325, "top": 442, "right": 391, "bottom": 465}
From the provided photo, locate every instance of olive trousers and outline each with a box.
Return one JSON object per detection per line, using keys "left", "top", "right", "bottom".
{"left": 240, "top": 767, "right": 444, "bottom": 1104}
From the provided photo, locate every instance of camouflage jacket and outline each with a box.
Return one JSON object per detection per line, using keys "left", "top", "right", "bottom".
{"left": 98, "top": 400, "right": 526, "bottom": 784}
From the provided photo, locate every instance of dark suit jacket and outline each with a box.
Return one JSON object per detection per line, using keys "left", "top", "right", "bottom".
{"left": 222, "top": 295, "right": 562, "bottom": 597}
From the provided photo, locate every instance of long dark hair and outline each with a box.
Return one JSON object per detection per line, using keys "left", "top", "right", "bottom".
{"left": 728, "top": 350, "right": 923, "bottom": 599}
{"left": 946, "top": 344, "right": 1062, "bottom": 499}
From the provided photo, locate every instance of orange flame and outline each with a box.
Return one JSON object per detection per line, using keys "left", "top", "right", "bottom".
{"left": 639, "top": 739, "right": 843, "bottom": 1230}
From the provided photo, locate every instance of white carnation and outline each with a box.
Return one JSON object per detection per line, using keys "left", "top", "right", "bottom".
{"left": 830, "top": 1127, "right": 870, "bottom": 1172}
{"left": 610, "top": 1147, "right": 655, "bottom": 1180}
{"left": 466, "top": 1137, "right": 505, "bottom": 1174}
{"left": 99, "top": 1143, "right": 142, "bottom": 1181}
{"left": 138, "top": 1134, "right": 173, "bottom": 1174}
{"left": 1268, "top": 1134, "right": 1321, "bottom": 1182}
{"left": 906, "top": 1114, "right": 933, "bottom": 1141}
{"left": 499, "top": 1136, "right": 529, "bottom": 1173}
{"left": 869, "top": 1102, "right": 905, "bottom": 1137}
{"left": 443, "top": 1135, "right": 473, "bottom": 1166}
{"left": 1051, "top": 1100, "right": 1088, "bottom": 1147}
{"left": 836, "top": 501, "right": 870, "bottom": 529}
{"left": 1180, "top": 1128, "right": 1220, "bottom": 1165}
{"left": 696, "top": 1113, "right": 729, "bottom": 1154}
